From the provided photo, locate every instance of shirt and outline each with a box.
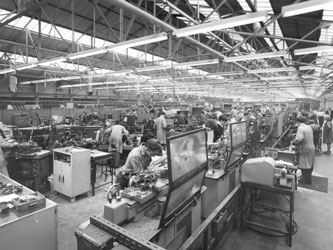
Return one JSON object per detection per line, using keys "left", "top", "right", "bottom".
{"left": 119, "top": 145, "right": 151, "bottom": 174}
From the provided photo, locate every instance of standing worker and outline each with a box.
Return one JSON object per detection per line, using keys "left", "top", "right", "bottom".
{"left": 323, "top": 115, "right": 333, "bottom": 154}
{"left": 177, "top": 111, "right": 187, "bottom": 125}
{"left": 105, "top": 120, "right": 129, "bottom": 167}
{"left": 0, "top": 128, "right": 18, "bottom": 176}
{"left": 292, "top": 116, "right": 315, "bottom": 185}
{"left": 154, "top": 112, "right": 167, "bottom": 149}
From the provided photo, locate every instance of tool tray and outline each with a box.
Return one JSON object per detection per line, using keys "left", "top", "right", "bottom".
{"left": 12, "top": 191, "right": 46, "bottom": 212}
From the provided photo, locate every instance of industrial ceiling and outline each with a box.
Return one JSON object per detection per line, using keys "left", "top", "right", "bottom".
{"left": 0, "top": 0, "right": 332, "bottom": 103}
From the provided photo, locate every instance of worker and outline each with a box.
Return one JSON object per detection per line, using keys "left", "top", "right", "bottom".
{"left": 115, "top": 138, "right": 163, "bottom": 189}
{"left": 0, "top": 128, "right": 18, "bottom": 176}
{"left": 105, "top": 120, "right": 129, "bottom": 167}
{"left": 317, "top": 108, "right": 325, "bottom": 127}
{"left": 177, "top": 111, "right": 187, "bottom": 125}
{"left": 323, "top": 114, "right": 333, "bottom": 154}
{"left": 308, "top": 119, "right": 321, "bottom": 154}
{"left": 154, "top": 112, "right": 167, "bottom": 148}
{"left": 292, "top": 116, "right": 315, "bottom": 185}
{"left": 205, "top": 117, "right": 224, "bottom": 143}
{"left": 197, "top": 111, "right": 206, "bottom": 125}
{"left": 140, "top": 131, "right": 155, "bottom": 144}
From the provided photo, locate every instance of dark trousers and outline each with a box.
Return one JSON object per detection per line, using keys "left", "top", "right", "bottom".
{"left": 318, "top": 116, "right": 324, "bottom": 127}
{"left": 115, "top": 171, "right": 129, "bottom": 190}
{"left": 301, "top": 167, "right": 313, "bottom": 184}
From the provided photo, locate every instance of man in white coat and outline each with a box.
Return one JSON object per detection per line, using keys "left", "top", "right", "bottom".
{"left": 154, "top": 112, "right": 167, "bottom": 149}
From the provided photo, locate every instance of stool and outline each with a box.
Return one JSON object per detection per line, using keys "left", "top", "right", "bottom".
{"left": 100, "top": 150, "right": 118, "bottom": 183}
{"left": 99, "top": 161, "right": 111, "bottom": 182}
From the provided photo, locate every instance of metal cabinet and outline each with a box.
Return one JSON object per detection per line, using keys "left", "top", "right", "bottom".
{"left": 53, "top": 146, "right": 91, "bottom": 202}
{"left": 0, "top": 174, "right": 58, "bottom": 250}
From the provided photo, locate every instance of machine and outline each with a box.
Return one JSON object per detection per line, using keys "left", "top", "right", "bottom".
{"left": 76, "top": 128, "right": 208, "bottom": 250}
{"left": 241, "top": 157, "right": 294, "bottom": 188}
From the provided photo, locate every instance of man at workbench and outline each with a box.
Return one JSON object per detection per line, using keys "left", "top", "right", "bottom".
{"left": 115, "top": 138, "right": 166, "bottom": 189}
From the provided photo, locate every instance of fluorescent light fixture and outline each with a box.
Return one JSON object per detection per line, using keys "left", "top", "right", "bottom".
{"left": 248, "top": 67, "right": 295, "bottom": 74}
{"left": 67, "top": 47, "right": 107, "bottom": 60}
{"left": 218, "top": 72, "right": 244, "bottom": 76}
{"left": 106, "top": 32, "right": 168, "bottom": 51}
{"left": 281, "top": 0, "right": 330, "bottom": 18}
{"left": 19, "top": 81, "right": 32, "bottom": 85}
{"left": 62, "top": 76, "right": 81, "bottom": 81}
{"left": 173, "top": 11, "right": 268, "bottom": 38}
{"left": 299, "top": 66, "right": 316, "bottom": 71}
{"left": 224, "top": 51, "right": 287, "bottom": 62}
{"left": 16, "top": 64, "right": 36, "bottom": 71}
{"left": 148, "top": 77, "right": 171, "bottom": 82}
{"left": 299, "top": 66, "right": 332, "bottom": 74}
{"left": 174, "top": 75, "right": 202, "bottom": 80}
{"left": 105, "top": 69, "right": 134, "bottom": 76}
{"left": 37, "top": 57, "right": 66, "bottom": 66}
{"left": 45, "top": 77, "right": 61, "bottom": 82}
{"left": 261, "top": 76, "right": 297, "bottom": 81}
{"left": 31, "top": 79, "right": 46, "bottom": 84}
{"left": 173, "top": 59, "right": 219, "bottom": 68}
{"left": 60, "top": 81, "right": 123, "bottom": 88}
{"left": 60, "top": 83, "right": 87, "bottom": 88}
{"left": 294, "top": 46, "right": 333, "bottom": 56}
{"left": 135, "top": 65, "right": 171, "bottom": 73}
{"left": 0, "top": 68, "right": 15, "bottom": 75}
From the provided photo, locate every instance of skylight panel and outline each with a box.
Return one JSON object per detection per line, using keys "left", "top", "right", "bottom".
{"left": 237, "top": 0, "right": 252, "bottom": 12}
{"left": 75, "top": 34, "right": 92, "bottom": 46}
{"left": 9, "top": 16, "right": 31, "bottom": 28}
{"left": 255, "top": 0, "right": 273, "bottom": 11}
{"left": 25, "top": 18, "right": 39, "bottom": 32}
{"left": 0, "top": 9, "right": 14, "bottom": 22}
{"left": 319, "top": 7, "right": 333, "bottom": 44}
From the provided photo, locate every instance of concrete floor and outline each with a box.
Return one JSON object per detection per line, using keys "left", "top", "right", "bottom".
{"left": 216, "top": 145, "right": 333, "bottom": 250}
{"left": 52, "top": 145, "right": 333, "bottom": 250}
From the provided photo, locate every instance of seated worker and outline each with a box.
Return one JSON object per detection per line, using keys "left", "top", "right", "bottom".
{"left": 177, "top": 111, "right": 188, "bottom": 125}
{"left": 115, "top": 138, "right": 164, "bottom": 189}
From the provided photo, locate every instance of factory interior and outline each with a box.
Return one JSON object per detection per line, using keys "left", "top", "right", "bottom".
{"left": 1, "top": 1, "right": 333, "bottom": 250}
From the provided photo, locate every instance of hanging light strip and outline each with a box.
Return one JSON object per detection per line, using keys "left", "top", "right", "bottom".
{"left": 248, "top": 67, "right": 295, "bottom": 74}
{"left": 224, "top": 51, "right": 287, "bottom": 62}
{"left": 173, "top": 11, "right": 268, "bottom": 37}
{"left": 37, "top": 57, "right": 67, "bottom": 66}
{"left": 281, "top": 0, "right": 330, "bottom": 18}
{"left": 173, "top": 59, "right": 219, "bottom": 68}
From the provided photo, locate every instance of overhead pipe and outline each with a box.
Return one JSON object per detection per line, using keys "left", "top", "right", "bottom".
{"left": 109, "top": 0, "right": 250, "bottom": 73}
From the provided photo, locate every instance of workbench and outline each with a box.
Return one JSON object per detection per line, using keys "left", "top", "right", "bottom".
{"left": 90, "top": 149, "right": 115, "bottom": 196}
{"left": 0, "top": 173, "right": 58, "bottom": 250}
{"left": 6, "top": 150, "right": 51, "bottom": 193}
{"left": 240, "top": 180, "right": 295, "bottom": 247}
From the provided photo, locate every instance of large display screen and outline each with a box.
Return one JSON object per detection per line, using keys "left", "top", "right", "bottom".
{"left": 159, "top": 128, "right": 208, "bottom": 228}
